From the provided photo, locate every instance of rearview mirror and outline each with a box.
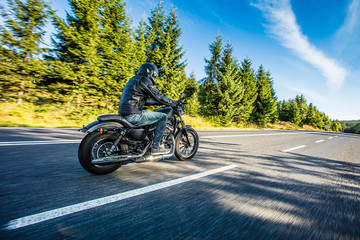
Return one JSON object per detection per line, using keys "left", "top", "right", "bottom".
{"left": 180, "top": 93, "right": 185, "bottom": 100}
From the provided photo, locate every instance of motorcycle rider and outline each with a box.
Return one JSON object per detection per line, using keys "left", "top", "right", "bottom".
{"left": 118, "top": 63, "right": 179, "bottom": 154}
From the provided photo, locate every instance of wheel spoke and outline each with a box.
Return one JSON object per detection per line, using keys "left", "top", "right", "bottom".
{"left": 177, "top": 131, "right": 197, "bottom": 158}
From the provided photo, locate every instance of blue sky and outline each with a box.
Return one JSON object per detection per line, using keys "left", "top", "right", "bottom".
{"left": 50, "top": 0, "right": 360, "bottom": 120}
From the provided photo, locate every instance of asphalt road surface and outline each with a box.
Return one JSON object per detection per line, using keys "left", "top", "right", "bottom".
{"left": 0, "top": 128, "right": 359, "bottom": 239}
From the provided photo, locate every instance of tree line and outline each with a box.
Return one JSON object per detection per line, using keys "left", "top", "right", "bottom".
{"left": 341, "top": 120, "right": 360, "bottom": 134}
{"left": 0, "top": 0, "right": 345, "bottom": 132}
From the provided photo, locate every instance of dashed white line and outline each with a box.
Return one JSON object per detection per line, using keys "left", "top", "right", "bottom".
{"left": 201, "top": 132, "right": 302, "bottom": 139}
{"left": 4, "top": 164, "right": 238, "bottom": 230}
{"left": 315, "top": 140, "right": 324, "bottom": 143}
{"left": 281, "top": 145, "right": 306, "bottom": 152}
{"left": 328, "top": 137, "right": 333, "bottom": 139}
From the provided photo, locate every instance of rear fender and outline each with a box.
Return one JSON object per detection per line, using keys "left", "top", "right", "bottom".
{"left": 80, "top": 121, "right": 124, "bottom": 133}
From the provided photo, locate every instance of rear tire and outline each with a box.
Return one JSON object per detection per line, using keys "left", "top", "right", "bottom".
{"left": 174, "top": 128, "right": 199, "bottom": 161}
{"left": 78, "top": 132, "right": 122, "bottom": 175}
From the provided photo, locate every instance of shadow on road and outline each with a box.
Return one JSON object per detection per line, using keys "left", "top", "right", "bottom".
{"left": 189, "top": 151, "right": 360, "bottom": 239}
{"left": 1, "top": 135, "right": 360, "bottom": 239}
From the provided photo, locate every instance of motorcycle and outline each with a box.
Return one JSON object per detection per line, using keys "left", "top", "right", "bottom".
{"left": 78, "top": 98, "right": 199, "bottom": 175}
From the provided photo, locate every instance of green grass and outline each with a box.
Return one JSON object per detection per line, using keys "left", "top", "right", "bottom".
{"left": 0, "top": 102, "right": 114, "bottom": 128}
{"left": 0, "top": 102, "right": 320, "bottom": 131}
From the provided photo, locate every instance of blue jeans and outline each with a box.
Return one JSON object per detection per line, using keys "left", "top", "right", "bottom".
{"left": 123, "top": 110, "right": 167, "bottom": 147}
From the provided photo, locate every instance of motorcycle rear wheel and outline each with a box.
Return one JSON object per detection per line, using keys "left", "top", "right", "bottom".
{"left": 78, "top": 132, "right": 122, "bottom": 175}
{"left": 175, "top": 128, "right": 199, "bottom": 161}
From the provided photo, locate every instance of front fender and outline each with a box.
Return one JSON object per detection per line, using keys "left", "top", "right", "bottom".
{"left": 80, "top": 121, "right": 124, "bottom": 133}
{"left": 174, "top": 125, "right": 193, "bottom": 138}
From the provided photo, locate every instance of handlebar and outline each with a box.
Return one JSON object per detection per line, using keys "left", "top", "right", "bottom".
{"left": 177, "top": 100, "right": 186, "bottom": 111}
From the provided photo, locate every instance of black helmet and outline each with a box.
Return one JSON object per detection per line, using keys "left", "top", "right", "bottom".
{"left": 138, "top": 63, "right": 159, "bottom": 83}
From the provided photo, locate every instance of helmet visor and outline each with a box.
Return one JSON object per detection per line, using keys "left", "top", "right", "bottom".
{"left": 152, "top": 70, "right": 158, "bottom": 79}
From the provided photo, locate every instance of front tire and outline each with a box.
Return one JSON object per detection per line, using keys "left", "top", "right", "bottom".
{"left": 175, "top": 128, "right": 199, "bottom": 161}
{"left": 78, "top": 132, "right": 122, "bottom": 175}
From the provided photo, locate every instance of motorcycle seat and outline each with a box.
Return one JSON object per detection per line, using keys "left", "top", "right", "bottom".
{"left": 97, "top": 114, "right": 142, "bottom": 129}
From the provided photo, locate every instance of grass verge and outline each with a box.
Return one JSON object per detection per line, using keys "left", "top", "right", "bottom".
{"left": 0, "top": 102, "right": 320, "bottom": 131}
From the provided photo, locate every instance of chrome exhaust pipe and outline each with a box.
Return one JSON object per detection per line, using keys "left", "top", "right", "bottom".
{"left": 91, "top": 135, "right": 175, "bottom": 165}
{"left": 135, "top": 142, "right": 175, "bottom": 163}
{"left": 91, "top": 143, "right": 151, "bottom": 165}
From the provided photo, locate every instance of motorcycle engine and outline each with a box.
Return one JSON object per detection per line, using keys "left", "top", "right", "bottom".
{"left": 163, "top": 123, "right": 174, "bottom": 136}
{"left": 119, "top": 136, "right": 148, "bottom": 154}
{"left": 119, "top": 143, "right": 129, "bottom": 152}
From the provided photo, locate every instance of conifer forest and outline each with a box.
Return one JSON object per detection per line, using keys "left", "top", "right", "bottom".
{"left": 0, "top": 0, "right": 350, "bottom": 132}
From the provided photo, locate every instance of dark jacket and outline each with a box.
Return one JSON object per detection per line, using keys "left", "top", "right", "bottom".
{"left": 118, "top": 74, "right": 177, "bottom": 116}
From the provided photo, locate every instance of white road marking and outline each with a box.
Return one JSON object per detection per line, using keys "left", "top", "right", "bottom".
{"left": 0, "top": 132, "right": 304, "bottom": 146}
{"left": 201, "top": 132, "right": 302, "bottom": 139}
{"left": 281, "top": 145, "right": 306, "bottom": 152}
{"left": 0, "top": 140, "right": 81, "bottom": 146}
{"left": 328, "top": 137, "right": 333, "bottom": 139}
{"left": 315, "top": 140, "right": 324, "bottom": 143}
{"left": 4, "top": 164, "right": 238, "bottom": 230}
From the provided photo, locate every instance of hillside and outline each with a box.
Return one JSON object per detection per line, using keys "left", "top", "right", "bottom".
{"left": 340, "top": 120, "right": 360, "bottom": 133}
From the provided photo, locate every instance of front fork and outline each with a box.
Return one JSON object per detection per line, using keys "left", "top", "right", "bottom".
{"left": 178, "top": 115, "right": 191, "bottom": 148}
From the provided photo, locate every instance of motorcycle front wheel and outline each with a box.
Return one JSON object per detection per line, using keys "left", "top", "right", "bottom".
{"left": 174, "top": 128, "right": 199, "bottom": 161}
{"left": 78, "top": 132, "right": 122, "bottom": 175}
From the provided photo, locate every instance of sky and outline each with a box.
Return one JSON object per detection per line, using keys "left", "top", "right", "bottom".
{"left": 48, "top": 0, "right": 360, "bottom": 120}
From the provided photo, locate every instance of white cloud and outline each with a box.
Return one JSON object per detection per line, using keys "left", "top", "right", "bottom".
{"left": 252, "top": 0, "right": 348, "bottom": 89}
{"left": 334, "top": 0, "right": 360, "bottom": 56}
{"left": 336, "top": 0, "right": 360, "bottom": 36}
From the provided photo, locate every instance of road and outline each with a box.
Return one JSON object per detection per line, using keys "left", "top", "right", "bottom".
{"left": 0, "top": 128, "right": 359, "bottom": 239}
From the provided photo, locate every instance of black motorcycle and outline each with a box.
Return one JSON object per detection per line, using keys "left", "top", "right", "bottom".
{"left": 78, "top": 100, "right": 199, "bottom": 175}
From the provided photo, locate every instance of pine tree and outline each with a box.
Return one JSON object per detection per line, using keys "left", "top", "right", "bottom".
{"left": 314, "top": 109, "right": 325, "bottom": 129}
{"left": 160, "top": 8, "right": 187, "bottom": 99}
{"left": 0, "top": 0, "right": 52, "bottom": 103}
{"left": 204, "top": 36, "right": 222, "bottom": 85}
{"left": 236, "top": 58, "right": 257, "bottom": 124}
{"left": 0, "top": 0, "right": 51, "bottom": 62}
{"left": 278, "top": 99, "right": 290, "bottom": 121}
{"left": 50, "top": 0, "right": 103, "bottom": 105}
{"left": 52, "top": 0, "right": 101, "bottom": 64}
{"left": 183, "top": 73, "right": 200, "bottom": 116}
{"left": 331, "top": 120, "right": 343, "bottom": 132}
{"left": 145, "top": 3, "right": 166, "bottom": 66}
{"left": 251, "top": 65, "right": 277, "bottom": 125}
{"left": 215, "top": 68, "right": 243, "bottom": 125}
{"left": 278, "top": 98, "right": 301, "bottom": 125}
{"left": 269, "top": 78, "right": 278, "bottom": 123}
{"left": 289, "top": 100, "right": 301, "bottom": 125}
{"left": 305, "top": 103, "right": 316, "bottom": 126}
{"left": 200, "top": 35, "right": 223, "bottom": 117}
{"left": 321, "top": 112, "right": 331, "bottom": 130}
{"left": 97, "top": 0, "right": 135, "bottom": 103}
{"left": 133, "top": 18, "right": 147, "bottom": 73}
{"left": 50, "top": 0, "right": 133, "bottom": 107}
{"left": 295, "top": 94, "right": 308, "bottom": 126}
{"left": 145, "top": 5, "right": 187, "bottom": 99}
{"left": 278, "top": 100, "right": 285, "bottom": 121}
{"left": 213, "top": 42, "right": 243, "bottom": 125}
{"left": 219, "top": 42, "right": 236, "bottom": 75}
